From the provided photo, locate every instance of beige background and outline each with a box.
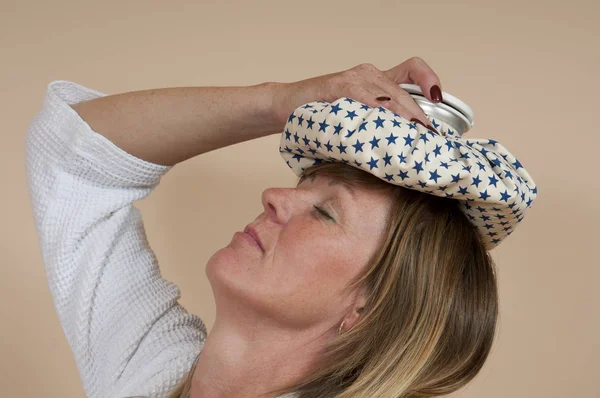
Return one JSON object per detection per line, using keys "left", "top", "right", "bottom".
{"left": 2, "top": 0, "right": 598, "bottom": 396}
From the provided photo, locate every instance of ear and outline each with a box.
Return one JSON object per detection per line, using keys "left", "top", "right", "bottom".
{"left": 341, "top": 286, "right": 368, "bottom": 332}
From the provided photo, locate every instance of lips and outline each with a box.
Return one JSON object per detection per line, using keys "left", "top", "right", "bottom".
{"left": 243, "top": 225, "right": 264, "bottom": 251}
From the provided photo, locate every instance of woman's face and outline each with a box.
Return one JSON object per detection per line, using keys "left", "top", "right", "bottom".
{"left": 206, "top": 173, "right": 393, "bottom": 331}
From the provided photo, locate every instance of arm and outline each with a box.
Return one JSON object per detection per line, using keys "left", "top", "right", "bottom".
{"left": 69, "top": 80, "right": 283, "bottom": 166}
{"left": 24, "top": 79, "right": 284, "bottom": 397}
{"left": 24, "top": 61, "right": 445, "bottom": 397}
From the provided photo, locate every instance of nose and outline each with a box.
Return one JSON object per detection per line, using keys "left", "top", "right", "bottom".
{"left": 261, "top": 187, "right": 296, "bottom": 224}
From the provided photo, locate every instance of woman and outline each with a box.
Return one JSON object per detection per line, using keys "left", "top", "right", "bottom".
{"left": 25, "top": 57, "right": 498, "bottom": 398}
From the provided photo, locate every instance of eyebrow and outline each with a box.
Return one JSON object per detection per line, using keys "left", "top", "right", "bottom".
{"left": 328, "top": 179, "right": 357, "bottom": 202}
{"left": 306, "top": 174, "right": 357, "bottom": 202}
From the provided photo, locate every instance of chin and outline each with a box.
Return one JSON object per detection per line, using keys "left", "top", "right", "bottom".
{"left": 205, "top": 246, "right": 254, "bottom": 301}
{"left": 206, "top": 249, "right": 278, "bottom": 319}
{"left": 205, "top": 246, "right": 236, "bottom": 284}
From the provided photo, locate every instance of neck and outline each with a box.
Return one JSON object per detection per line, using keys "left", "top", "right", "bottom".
{"left": 188, "top": 316, "right": 332, "bottom": 398}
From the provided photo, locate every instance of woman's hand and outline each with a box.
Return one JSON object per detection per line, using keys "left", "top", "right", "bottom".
{"left": 270, "top": 57, "right": 443, "bottom": 133}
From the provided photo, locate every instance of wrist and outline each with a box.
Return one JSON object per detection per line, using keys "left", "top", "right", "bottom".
{"left": 263, "top": 81, "right": 293, "bottom": 127}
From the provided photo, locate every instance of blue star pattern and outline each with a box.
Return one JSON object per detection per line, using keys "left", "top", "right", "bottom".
{"left": 279, "top": 97, "right": 538, "bottom": 251}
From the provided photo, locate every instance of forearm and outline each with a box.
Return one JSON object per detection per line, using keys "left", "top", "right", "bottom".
{"left": 69, "top": 81, "right": 284, "bottom": 166}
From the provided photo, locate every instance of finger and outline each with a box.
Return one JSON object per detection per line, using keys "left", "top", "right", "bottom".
{"left": 337, "top": 75, "right": 439, "bottom": 134}
{"left": 383, "top": 57, "right": 443, "bottom": 103}
{"left": 368, "top": 96, "right": 441, "bottom": 135}
{"left": 362, "top": 72, "right": 440, "bottom": 134}
{"left": 395, "top": 92, "right": 440, "bottom": 134}
{"left": 356, "top": 84, "right": 419, "bottom": 122}
{"left": 345, "top": 83, "right": 418, "bottom": 123}
{"left": 377, "top": 99, "right": 417, "bottom": 124}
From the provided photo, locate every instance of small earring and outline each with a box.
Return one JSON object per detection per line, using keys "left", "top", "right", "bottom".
{"left": 338, "top": 320, "right": 346, "bottom": 335}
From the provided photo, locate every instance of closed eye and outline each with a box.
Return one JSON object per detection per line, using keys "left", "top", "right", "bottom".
{"left": 314, "top": 205, "right": 335, "bottom": 221}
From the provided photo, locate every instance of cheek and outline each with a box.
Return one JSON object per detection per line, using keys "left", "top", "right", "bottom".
{"left": 274, "top": 227, "right": 359, "bottom": 297}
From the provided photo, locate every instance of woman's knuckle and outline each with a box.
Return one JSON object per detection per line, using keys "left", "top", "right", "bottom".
{"left": 409, "top": 56, "right": 423, "bottom": 64}
{"left": 355, "top": 62, "right": 377, "bottom": 73}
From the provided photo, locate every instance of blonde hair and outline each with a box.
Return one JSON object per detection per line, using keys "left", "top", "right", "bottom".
{"left": 170, "top": 160, "right": 499, "bottom": 398}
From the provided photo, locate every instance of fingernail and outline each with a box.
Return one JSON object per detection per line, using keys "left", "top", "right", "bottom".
{"left": 376, "top": 96, "right": 391, "bottom": 101}
{"left": 430, "top": 85, "right": 442, "bottom": 103}
{"left": 410, "top": 118, "right": 439, "bottom": 134}
{"left": 410, "top": 118, "right": 427, "bottom": 128}
{"left": 427, "top": 124, "right": 440, "bottom": 135}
